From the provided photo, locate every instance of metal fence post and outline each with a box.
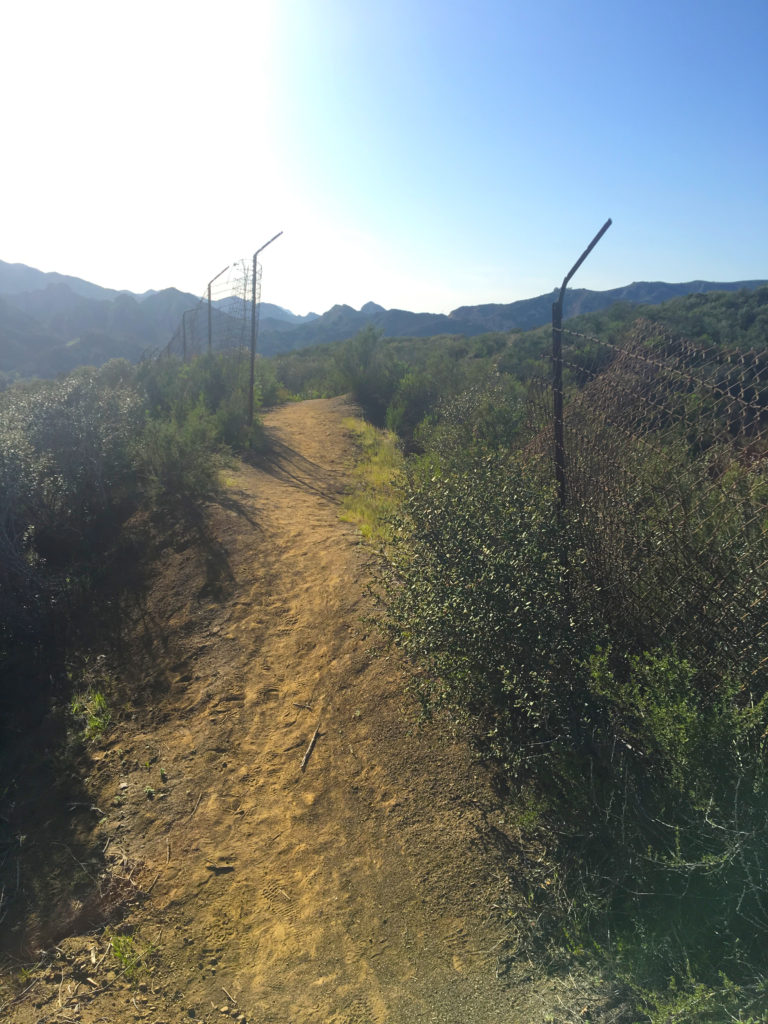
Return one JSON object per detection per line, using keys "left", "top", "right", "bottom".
{"left": 552, "top": 218, "right": 612, "bottom": 509}
{"left": 207, "top": 265, "right": 228, "bottom": 355}
{"left": 552, "top": 294, "right": 566, "bottom": 508}
{"left": 248, "top": 232, "right": 283, "bottom": 427}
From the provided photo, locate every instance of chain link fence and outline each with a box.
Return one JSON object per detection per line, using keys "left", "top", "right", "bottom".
{"left": 528, "top": 318, "right": 768, "bottom": 680}
{"left": 163, "top": 260, "right": 255, "bottom": 360}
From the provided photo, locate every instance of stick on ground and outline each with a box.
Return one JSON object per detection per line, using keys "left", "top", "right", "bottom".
{"left": 300, "top": 726, "right": 320, "bottom": 772}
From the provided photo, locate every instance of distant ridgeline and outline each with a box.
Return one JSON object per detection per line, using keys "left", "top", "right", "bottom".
{"left": 0, "top": 258, "right": 765, "bottom": 379}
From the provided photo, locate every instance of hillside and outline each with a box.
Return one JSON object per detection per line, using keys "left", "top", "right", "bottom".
{"left": 0, "top": 259, "right": 134, "bottom": 303}
{"left": 1, "top": 255, "right": 764, "bottom": 378}
{"left": 257, "top": 279, "right": 768, "bottom": 355}
{"left": 0, "top": 399, "right": 612, "bottom": 1023}
{"left": 0, "top": 261, "right": 312, "bottom": 379}
{"left": 0, "top": 283, "right": 200, "bottom": 377}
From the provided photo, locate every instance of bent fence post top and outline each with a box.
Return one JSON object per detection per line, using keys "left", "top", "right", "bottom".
{"left": 249, "top": 232, "right": 284, "bottom": 426}
{"left": 552, "top": 219, "right": 612, "bottom": 510}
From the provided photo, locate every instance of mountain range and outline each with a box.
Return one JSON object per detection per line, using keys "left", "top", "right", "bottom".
{"left": 1, "top": 258, "right": 765, "bottom": 379}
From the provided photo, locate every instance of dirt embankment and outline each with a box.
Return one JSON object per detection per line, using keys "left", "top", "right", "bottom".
{"left": 1, "top": 397, "right": 596, "bottom": 1023}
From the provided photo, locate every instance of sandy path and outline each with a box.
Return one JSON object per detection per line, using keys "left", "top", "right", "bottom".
{"left": 7, "top": 398, "right": 543, "bottom": 1023}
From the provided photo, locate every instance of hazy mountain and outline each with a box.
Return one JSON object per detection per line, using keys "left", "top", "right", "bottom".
{"left": 136, "top": 288, "right": 206, "bottom": 338}
{"left": 447, "top": 280, "right": 768, "bottom": 333}
{"left": 257, "top": 302, "right": 480, "bottom": 355}
{"left": 0, "top": 270, "right": 202, "bottom": 377}
{"left": 0, "top": 296, "right": 56, "bottom": 372}
{"left": 0, "top": 259, "right": 129, "bottom": 303}
{"left": 1, "top": 257, "right": 765, "bottom": 378}
{"left": 212, "top": 297, "right": 318, "bottom": 328}
{"left": 259, "top": 301, "right": 318, "bottom": 325}
{"left": 256, "top": 280, "right": 768, "bottom": 356}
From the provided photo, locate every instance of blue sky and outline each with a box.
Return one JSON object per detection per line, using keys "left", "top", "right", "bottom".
{"left": 2, "top": 0, "right": 766, "bottom": 314}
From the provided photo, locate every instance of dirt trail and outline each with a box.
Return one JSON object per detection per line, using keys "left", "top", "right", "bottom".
{"left": 4, "top": 398, "right": 559, "bottom": 1023}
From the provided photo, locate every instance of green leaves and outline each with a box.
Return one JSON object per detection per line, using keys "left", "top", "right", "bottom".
{"left": 381, "top": 442, "right": 601, "bottom": 768}
{"left": 0, "top": 350, "right": 258, "bottom": 676}
{"left": 377, "top": 390, "right": 768, "bottom": 999}
{"left": 0, "top": 365, "right": 146, "bottom": 645}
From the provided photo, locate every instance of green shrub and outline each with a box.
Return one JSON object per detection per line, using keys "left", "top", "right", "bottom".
{"left": 107, "top": 931, "right": 155, "bottom": 983}
{"left": 0, "top": 350, "right": 266, "bottom": 710}
{"left": 0, "top": 366, "right": 144, "bottom": 651}
{"left": 414, "top": 374, "right": 526, "bottom": 457}
{"left": 385, "top": 369, "right": 445, "bottom": 449}
{"left": 137, "top": 350, "right": 268, "bottom": 451}
{"left": 70, "top": 688, "right": 112, "bottom": 740}
{"left": 381, "top": 443, "right": 605, "bottom": 771}
{"left": 333, "top": 326, "right": 405, "bottom": 426}
{"left": 138, "top": 399, "right": 220, "bottom": 502}
{"left": 379, "top": 394, "right": 768, "bottom": 1007}
{"left": 569, "top": 648, "right": 768, "bottom": 985}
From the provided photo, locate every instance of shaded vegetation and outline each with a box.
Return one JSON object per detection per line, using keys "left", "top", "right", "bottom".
{"left": 0, "top": 351, "right": 271, "bottom": 723}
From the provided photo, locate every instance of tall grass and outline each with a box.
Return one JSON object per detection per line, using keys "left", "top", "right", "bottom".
{"left": 339, "top": 418, "right": 404, "bottom": 545}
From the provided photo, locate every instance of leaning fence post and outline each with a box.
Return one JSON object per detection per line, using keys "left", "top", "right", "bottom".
{"left": 248, "top": 231, "right": 283, "bottom": 427}
{"left": 552, "top": 293, "right": 566, "bottom": 508}
{"left": 552, "top": 218, "right": 612, "bottom": 509}
{"left": 207, "top": 265, "right": 228, "bottom": 355}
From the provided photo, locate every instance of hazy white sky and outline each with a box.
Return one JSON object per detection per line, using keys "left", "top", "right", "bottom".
{"left": 3, "top": 0, "right": 766, "bottom": 314}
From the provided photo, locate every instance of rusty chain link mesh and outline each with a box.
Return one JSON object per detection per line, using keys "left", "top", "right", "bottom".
{"left": 529, "top": 318, "right": 768, "bottom": 682}
{"left": 163, "top": 260, "right": 254, "bottom": 360}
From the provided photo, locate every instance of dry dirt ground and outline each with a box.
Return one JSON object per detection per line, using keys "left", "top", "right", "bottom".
{"left": 1, "top": 397, "right": 613, "bottom": 1024}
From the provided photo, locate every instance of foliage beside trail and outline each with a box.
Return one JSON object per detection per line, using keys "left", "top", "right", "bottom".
{"left": 317, "top": 291, "right": 768, "bottom": 1022}
{"left": 0, "top": 351, "right": 273, "bottom": 716}
{"left": 270, "top": 287, "right": 768, "bottom": 459}
{"left": 379, "top": 411, "right": 768, "bottom": 1016}
{"left": 339, "top": 417, "right": 404, "bottom": 546}
{"left": 272, "top": 324, "right": 512, "bottom": 449}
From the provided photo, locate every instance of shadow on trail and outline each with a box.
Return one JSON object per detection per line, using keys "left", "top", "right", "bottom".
{"left": 0, "top": 735, "right": 135, "bottom": 960}
{"left": 248, "top": 433, "right": 347, "bottom": 502}
{"left": 215, "top": 492, "right": 263, "bottom": 531}
{"left": 0, "top": 646, "right": 139, "bottom": 960}
{"left": 179, "top": 500, "right": 237, "bottom": 599}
